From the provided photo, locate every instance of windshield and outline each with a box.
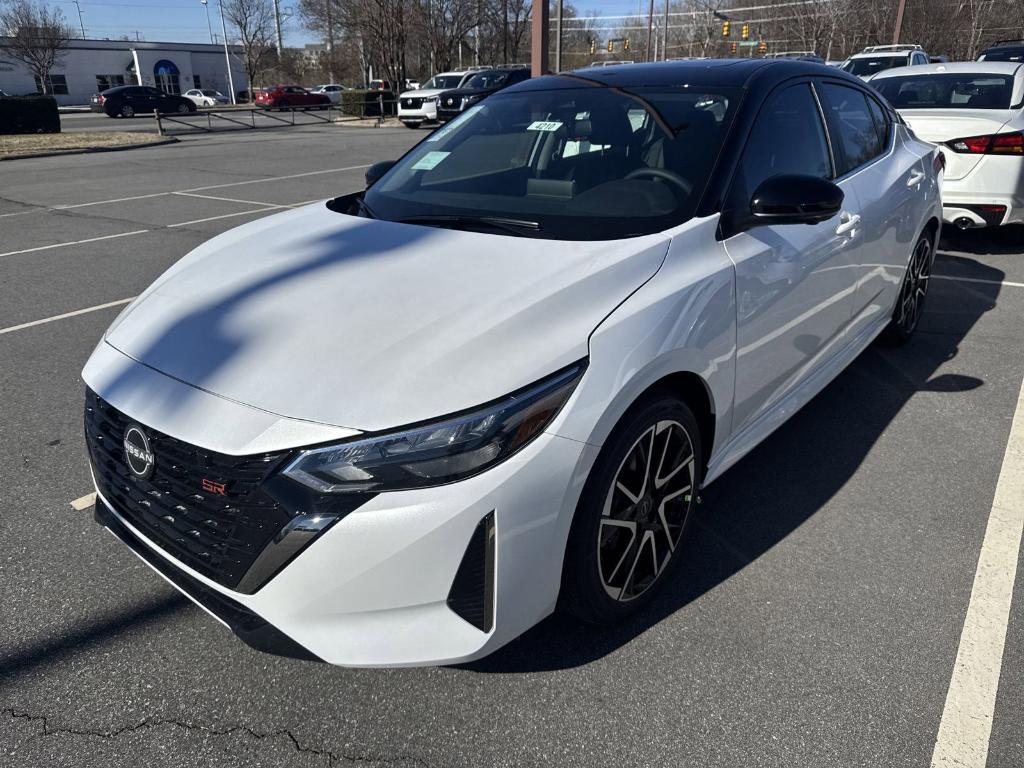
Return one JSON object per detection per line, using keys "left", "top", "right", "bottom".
{"left": 424, "top": 75, "right": 464, "bottom": 90}
{"left": 363, "top": 84, "right": 739, "bottom": 240}
{"left": 466, "top": 71, "right": 509, "bottom": 89}
{"left": 874, "top": 74, "right": 1015, "bottom": 109}
{"left": 842, "top": 56, "right": 908, "bottom": 76}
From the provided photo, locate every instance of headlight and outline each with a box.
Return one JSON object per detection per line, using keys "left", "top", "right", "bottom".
{"left": 463, "top": 95, "right": 481, "bottom": 106}
{"left": 281, "top": 362, "right": 586, "bottom": 494}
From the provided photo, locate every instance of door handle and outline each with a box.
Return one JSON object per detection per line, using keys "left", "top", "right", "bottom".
{"left": 907, "top": 170, "right": 926, "bottom": 187}
{"left": 835, "top": 212, "right": 861, "bottom": 237}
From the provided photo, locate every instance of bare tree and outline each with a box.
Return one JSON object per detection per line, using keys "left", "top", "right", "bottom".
{"left": 222, "top": 0, "right": 278, "bottom": 89}
{"left": 0, "top": 0, "right": 73, "bottom": 95}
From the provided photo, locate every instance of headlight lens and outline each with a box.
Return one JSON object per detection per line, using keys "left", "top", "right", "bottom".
{"left": 281, "top": 362, "right": 585, "bottom": 494}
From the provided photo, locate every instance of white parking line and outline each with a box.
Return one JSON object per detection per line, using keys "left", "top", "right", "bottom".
{"left": 931, "top": 376, "right": 1024, "bottom": 767}
{"left": 0, "top": 230, "right": 150, "bottom": 259}
{"left": 70, "top": 492, "right": 97, "bottom": 511}
{"left": 172, "top": 191, "right": 278, "bottom": 207}
{"left": 0, "top": 164, "right": 370, "bottom": 216}
{"left": 0, "top": 297, "right": 134, "bottom": 336}
{"left": 933, "top": 275, "right": 1024, "bottom": 289}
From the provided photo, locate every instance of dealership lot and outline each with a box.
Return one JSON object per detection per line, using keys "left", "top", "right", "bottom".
{"left": 1, "top": 125, "right": 1024, "bottom": 767}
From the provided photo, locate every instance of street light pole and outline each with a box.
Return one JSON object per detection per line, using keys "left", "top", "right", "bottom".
{"left": 217, "top": 1, "right": 237, "bottom": 104}
{"left": 71, "top": 0, "right": 85, "bottom": 38}
{"left": 200, "top": 0, "right": 214, "bottom": 45}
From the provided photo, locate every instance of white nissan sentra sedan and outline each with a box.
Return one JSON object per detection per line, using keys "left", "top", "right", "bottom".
{"left": 84, "top": 60, "right": 942, "bottom": 667}
{"left": 871, "top": 62, "right": 1024, "bottom": 229}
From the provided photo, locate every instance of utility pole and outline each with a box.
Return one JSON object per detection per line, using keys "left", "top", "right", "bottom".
{"left": 71, "top": 0, "right": 85, "bottom": 38}
{"left": 503, "top": 0, "right": 508, "bottom": 64}
{"left": 555, "top": 0, "right": 562, "bottom": 72}
{"left": 530, "top": 0, "right": 548, "bottom": 75}
{"left": 892, "top": 0, "right": 907, "bottom": 44}
{"left": 661, "top": 0, "right": 668, "bottom": 60}
{"left": 218, "top": 1, "right": 237, "bottom": 104}
{"left": 200, "top": 0, "right": 214, "bottom": 45}
{"left": 272, "top": 0, "right": 283, "bottom": 54}
{"left": 645, "top": 0, "right": 654, "bottom": 62}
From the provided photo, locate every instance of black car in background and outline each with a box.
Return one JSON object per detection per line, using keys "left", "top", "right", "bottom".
{"left": 435, "top": 67, "right": 530, "bottom": 122}
{"left": 978, "top": 39, "right": 1024, "bottom": 61}
{"left": 90, "top": 85, "right": 197, "bottom": 118}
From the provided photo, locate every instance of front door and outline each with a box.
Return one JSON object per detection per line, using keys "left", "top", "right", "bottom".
{"left": 723, "top": 82, "right": 862, "bottom": 435}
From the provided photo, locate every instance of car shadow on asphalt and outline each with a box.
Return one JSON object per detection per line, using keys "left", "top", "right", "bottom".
{"left": 461, "top": 249, "right": 1004, "bottom": 674}
{"left": 940, "top": 224, "right": 1024, "bottom": 256}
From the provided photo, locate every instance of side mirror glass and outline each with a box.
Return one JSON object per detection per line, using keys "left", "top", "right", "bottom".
{"left": 365, "top": 160, "right": 396, "bottom": 188}
{"left": 747, "top": 174, "right": 844, "bottom": 228}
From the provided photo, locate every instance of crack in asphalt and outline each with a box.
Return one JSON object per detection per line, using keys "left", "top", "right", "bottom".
{"left": 5, "top": 708, "right": 433, "bottom": 767}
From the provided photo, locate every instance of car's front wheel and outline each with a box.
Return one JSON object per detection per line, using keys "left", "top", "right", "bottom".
{"left": 119, "top": 104, "right": 134, "bottom": 118}
{"left": 560, "top": 393, "right": 702, "bottom": 624}
{"left": 880, "top": 230, "right": 935, "bottom": 345}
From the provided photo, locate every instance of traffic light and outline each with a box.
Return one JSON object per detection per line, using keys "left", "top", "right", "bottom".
{"left": 722, "top": 21, "right": 730, "bottom": 38}
{"left": 607, "top": 39, "right": 614, "bottom": 52}
{"left": 741, "top": 23, "right": 749, "bottom": 40}
{"left": 623, "top": 38, "right": 630, "bottom": 51}
{"left": 590, "top": 39, "right": 595, "bottom": 54}
{"left": 758, "top": 41, "right": 768, "bottom": 54}
{"left": 730, "top": 42, "right": 737, "bottom": 55}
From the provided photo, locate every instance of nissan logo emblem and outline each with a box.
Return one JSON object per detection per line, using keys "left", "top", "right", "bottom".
{"left": 123, "top": 424, "right": 155, "bottom": 479}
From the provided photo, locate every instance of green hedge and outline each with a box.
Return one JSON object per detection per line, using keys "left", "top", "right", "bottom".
{"left": 0, "top": 95, "right": 60, "bottom": 135}
{"left": 339, "top": 89, "right": 397, "bottom": 118}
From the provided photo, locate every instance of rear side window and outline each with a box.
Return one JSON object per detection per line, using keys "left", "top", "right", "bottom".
{"left": 816, "top": 83, "right": 883, "bottom": 176}
{"left": 865, "top": 95, "right": 890, "bottom": 150}
{"left": 730, "top": 83, "right": 831, "bottom": 207}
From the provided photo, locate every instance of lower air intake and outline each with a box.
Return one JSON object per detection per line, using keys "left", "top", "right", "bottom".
{"left": 446, "top": 511, "right": 495, "bottom": 632}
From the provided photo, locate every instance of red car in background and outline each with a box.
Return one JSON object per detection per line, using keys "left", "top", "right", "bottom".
{"left": 254, "top": 85, "right": 331, "bottom": 111}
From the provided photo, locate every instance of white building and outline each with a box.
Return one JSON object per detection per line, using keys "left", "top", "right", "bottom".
{"left": 0, "top": 38, "right": 249, "bottom": 105}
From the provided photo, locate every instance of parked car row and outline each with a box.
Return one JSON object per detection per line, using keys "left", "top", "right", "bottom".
{"left": 398, "top": 66, "right": 531, "bottom": 128}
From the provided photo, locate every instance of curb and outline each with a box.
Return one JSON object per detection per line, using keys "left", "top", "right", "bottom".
{"left": 0, "top": 136, "right": 178, "bottom": 161}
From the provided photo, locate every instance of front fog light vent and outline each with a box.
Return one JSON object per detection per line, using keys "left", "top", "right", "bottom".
{"left": 446, "top": 511, "right": 495, "bottom": 632}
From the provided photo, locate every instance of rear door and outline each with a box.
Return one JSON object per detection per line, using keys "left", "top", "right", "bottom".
{"left": 815, "top": 80, "right": 924, "bottom": 336}
{"left": 723, "top": 81, "right": 861, "bottom": 434}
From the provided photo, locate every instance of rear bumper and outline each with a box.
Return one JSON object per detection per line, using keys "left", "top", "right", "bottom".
{"left": 942, "top": 156, "right": 1024, "bottom": 226}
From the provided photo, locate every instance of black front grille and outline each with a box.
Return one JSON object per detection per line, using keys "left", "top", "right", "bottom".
{"left": 84, "top": 388, "right": 292, "bottom": 591}
{"left": 402, "top": 97, "right": 424, "bottom": 108}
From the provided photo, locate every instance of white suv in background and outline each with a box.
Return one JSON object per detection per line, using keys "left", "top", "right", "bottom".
{"left": 398, "top": 68, "right": 489, "bottom": 128}
{"left": 841, "top": 44, "right": 931, "bottom": 80}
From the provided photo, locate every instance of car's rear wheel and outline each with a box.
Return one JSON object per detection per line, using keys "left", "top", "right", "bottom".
{"left": 278, "top": 99, "right": 290, "bottom": 111}
{"left": 560, "top": 394, "right": 702, "bottom": 624}
{"left": 120, "top": 104, "right": 134, "bottom": 118}
{"left": 880, "top": 230, "right": 935, "bottom": 345}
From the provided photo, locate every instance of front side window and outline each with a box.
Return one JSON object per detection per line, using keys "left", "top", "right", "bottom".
{"left": 728, "top": 83, "right": 831, "bottom": 213}
{"left": 817, "top": 83, "right": 883, "bottom": 175}
{"left": 841, "top": 56, "right": 909, "bottom": 77}
{"left": 362, "top": 84, "right": 739, "bottom": 240}
{"left": 872, "top": 73, "right": 1015, "bottom": 110}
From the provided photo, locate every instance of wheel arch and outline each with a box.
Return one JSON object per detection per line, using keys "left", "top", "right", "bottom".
{"left": 632, "top": 371, "right": 716, "bottom": 476}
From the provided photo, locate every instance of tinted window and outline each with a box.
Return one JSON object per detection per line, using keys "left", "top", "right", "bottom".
{"left": 730, "top": 83, "right": 831, "bottom": 209}
{"left": 872, "top": 74, "right": 1014, "bottom": 109}
{"left": 466, "top": 71, "right": 510, "bottom": 89}
{"left": 363, "top": 85, "right": 739, "bottom": 240}
{"left": 817, "top": 83, "right": 882, "bottom": 175}
{"left": 425, "top": 75, "right": 464, "bottom": 89}
{"left": 842, "top": 55, "right": 909, "bottom": 76}
{"left": 865, "top": 94, "right": 890, "bottom": 149}
{"left": 979, "top": 46, "right": 1024, "bottom": 62}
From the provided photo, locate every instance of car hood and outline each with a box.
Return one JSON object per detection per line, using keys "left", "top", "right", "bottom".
{"left": 440, "top": 87, "right": 495, "bottom": 100}
{"left": 400, "top": 89, "right": 444, "bottom": 99}
{"left": 103, "top": 204, "right": 669, "bottom": 432}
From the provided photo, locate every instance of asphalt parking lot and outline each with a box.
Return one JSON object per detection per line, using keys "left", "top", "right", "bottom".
{"left": 1, "top": 124, "right": 1023, "bottom": 767}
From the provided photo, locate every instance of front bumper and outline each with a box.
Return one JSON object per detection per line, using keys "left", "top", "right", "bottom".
{"left": 91, "top": 416, "right": 594, "bottom": 667}
{"left": 398, "top": 102, "right": 437, "bottom": 122}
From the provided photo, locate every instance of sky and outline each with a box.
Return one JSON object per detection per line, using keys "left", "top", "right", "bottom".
{"left": 55, "top": 0, "right": 652, "bottom": 47}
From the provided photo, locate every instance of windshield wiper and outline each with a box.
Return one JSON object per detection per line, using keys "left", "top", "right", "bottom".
{"left": 396, "top": 215, "right": 542, "bottom": 237}
{"left": 355, "top": 195, "right": 377, "bottom": 219}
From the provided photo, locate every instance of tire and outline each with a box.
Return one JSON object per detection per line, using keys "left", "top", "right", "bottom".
{"left": 120, "top": 104, "right": 134, "bottom": 118}
{"left": 177, "top": 102, "right": 189, "bottom": 114}
{"left": 278, "top": 99, "right": 290, "bottom": 111}
{"left": 879, "top": 229, "right": 935, "bottom": 346}
{"left": 403, "top": 121, "right": 421, "bottom": 129}
{"left": 560, "top": 393, "right": 703, "bottom": 625}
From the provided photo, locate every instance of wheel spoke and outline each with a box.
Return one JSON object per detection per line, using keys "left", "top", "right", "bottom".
{"left": 620, "top": 530, "right": 654, "bottom": 601}
{"left": 600, "top": 519, "right": 638, "bottom": 586}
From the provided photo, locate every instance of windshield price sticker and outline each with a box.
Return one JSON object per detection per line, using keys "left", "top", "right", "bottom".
{"left": 411, "top": 151, "right": 450, "bottom": 171}
{"left": 527, "top": 121, "right": 564, "bottom": 132}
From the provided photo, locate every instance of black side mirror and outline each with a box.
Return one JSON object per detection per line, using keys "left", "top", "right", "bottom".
{"left": 748, "top": 174, "right": 844, "bottom": 227}
{"left": 365, "top": 160, "right": 396, "bottom": 187}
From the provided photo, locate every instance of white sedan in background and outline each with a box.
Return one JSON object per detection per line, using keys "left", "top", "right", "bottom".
{"left": 183, "top": 88, "right": 229, "bottom": 107}
{"left": 310, "top": 84, "right": 347, "bottom": 104}
{"left": 872, "top": 62, "right": 1024, "bottom": 228}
